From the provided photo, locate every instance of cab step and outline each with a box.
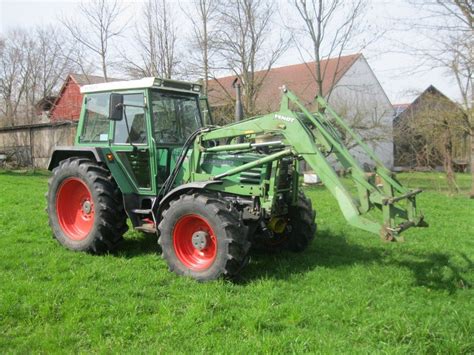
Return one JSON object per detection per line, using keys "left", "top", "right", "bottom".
{"left": 131, "top": 208, "right": 152, "bottom": 215}
{"left": 135, "top": 223, "right": 157, "bottom": 234}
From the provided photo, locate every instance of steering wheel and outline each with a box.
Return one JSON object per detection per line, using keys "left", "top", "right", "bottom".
{"left": 136, "top": 131, "right": 147, "bottom": 144}
{"left": 154, "top": 129, "right": 180, "bottom": 143}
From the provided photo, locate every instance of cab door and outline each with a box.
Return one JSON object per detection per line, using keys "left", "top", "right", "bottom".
{"left": 148, "top": 90, "right": 203, "bottom": 189}
{"left": 110, "top": 92, "right": 156, "bottom": 194}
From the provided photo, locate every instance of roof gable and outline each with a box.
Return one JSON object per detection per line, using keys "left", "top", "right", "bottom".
{"left": 397, "top": 85, "right": 460, "bottom": 118}
{"left": 395, "top": 85, "right": 465, "bottom": 125}
{"left": 50, "top": 73, "right": 122, "bottom": 110}
{"left": 50, "top": 75, "right": 78, "bottom": 112}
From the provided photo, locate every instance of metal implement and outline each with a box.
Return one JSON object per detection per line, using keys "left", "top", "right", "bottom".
{"left": 195, "top": 87, "right": 426, "bottom": 240}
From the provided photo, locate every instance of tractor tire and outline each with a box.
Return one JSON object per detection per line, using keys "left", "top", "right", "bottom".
{"left": 46, "top": 157, "right": 128, "bottom": 253}
{"left": 259, "top": 191, "right": 317, "bottom": 253}
{"left": 158, "top": 193, "right": 250, "bottom": 281}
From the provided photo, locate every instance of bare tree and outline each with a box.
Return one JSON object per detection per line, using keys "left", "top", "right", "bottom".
{"left": 182, "top": 0, "right": 219, "bottom": 95}
{"left": 405, "top": 0, "right": 473, "bottom": 196}
{"left": 61, "top": 0, "right": 126, "bottom": 81}
{"left": 291, "top": 0, "right": 372, "bottom": 100}
{"left": 332, "top": 98, "right": 393, "bottom": 150}
{"left": 24, "top": 26, "right": 77, "bottom": 123}
{"left": 288, "top": 0, "right": 395, "bottom": 167}
{"left": 0, "top": 27, "right": 77, "bottom": 127}
{"left": 123, "top": 0, "right": 179, "bottom": 79}
{"left": 214, "top": 0, "right": 288, "bottom": 116}
{"left": 0, "top": 30, "right": 30, "bottom": 126}
{"left": 34, "top": 26, "right": 76, "bottom": 99}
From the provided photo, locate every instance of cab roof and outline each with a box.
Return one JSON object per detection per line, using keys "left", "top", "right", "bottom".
{"left": 80, "top": 77, "right": 202, "bottom": 94}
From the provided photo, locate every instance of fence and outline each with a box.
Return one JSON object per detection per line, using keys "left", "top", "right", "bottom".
{"left": 0, "top": 121, "right": 77, "bottom": 169}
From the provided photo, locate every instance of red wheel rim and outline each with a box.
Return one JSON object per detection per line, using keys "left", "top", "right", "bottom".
{"left": 56, "top": 177, "right": 95, "bottom": 241}
{"left": 173, "top": 214, "right": 217, "bottom": 271}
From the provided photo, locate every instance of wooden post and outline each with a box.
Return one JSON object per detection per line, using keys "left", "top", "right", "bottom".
{"left": 29, "top": 126, "right": 34, "bottom": 170}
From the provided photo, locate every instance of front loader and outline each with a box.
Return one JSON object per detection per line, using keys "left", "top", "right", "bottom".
{"left": 46, "top": 77, "right": 426, "bottom": 281}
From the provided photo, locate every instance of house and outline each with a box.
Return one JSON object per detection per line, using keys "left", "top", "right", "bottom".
{"left": 208, "top": 54, "right": 363, "bottom": 112}
{"left": 393, "top": 85, "right": 469, "bottom": 170}
{"left": 208, "top": 54, "right": 395, "bottom": 168}
{"left": 49, "top": 74, "right": 120, "bottom": 121}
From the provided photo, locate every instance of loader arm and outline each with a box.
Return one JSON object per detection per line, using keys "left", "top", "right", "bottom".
{"left": 197, "top": 88, "right": 426, "bottom": 240}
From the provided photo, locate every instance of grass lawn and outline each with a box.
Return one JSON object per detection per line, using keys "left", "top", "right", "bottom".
{"left": 0, "top": 171, "right": 473, "bottom": 353}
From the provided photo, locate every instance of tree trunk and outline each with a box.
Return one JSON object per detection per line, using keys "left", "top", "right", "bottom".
{"left": 443, "top": 131, "right": 459, "bottom": 193}
{"left": 101, "top": 54, "right": 108, "bottom": 82}
{"left": 470, "top": 125, "right": 474, "bottom": 198}
{"left": 5, "top": 99, "right": 14, "bottom": 127}
{"left": 203, "top": 2, "right": 209, "bottom": 96}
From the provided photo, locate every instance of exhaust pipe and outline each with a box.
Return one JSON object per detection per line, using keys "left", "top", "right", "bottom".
{"left": 232, "top": 78, "right": 244, "bottom": 123}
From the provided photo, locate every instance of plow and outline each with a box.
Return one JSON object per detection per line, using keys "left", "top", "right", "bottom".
{"left": 46, "top": 77, "right": 426, "bottom": 281}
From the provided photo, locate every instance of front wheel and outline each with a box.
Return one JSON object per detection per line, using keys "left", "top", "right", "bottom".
{"left": 158, "top": 193, "right": 250, "bottom": 281}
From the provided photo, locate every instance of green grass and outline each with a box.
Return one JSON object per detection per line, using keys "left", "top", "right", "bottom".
{"left": 0, "top": 171, "right": 473, "bottom": 353}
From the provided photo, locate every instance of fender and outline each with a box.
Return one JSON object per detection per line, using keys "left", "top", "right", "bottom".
{"left": 48, "top": 147, "right": 104, "bottom": 171}
{"left": 156, "top": 180, "right": 222, "bottom": 214}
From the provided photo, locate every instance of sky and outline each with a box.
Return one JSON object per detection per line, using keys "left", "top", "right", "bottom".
{"left": 0, "top": 0, "right": 463, "bottom": 104}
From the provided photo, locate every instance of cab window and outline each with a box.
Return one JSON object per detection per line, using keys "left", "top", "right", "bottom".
{"left": 80, "top": 93, "right": 110, "bottom": 142}
{"left": 114, "top": 93, "right": 147, "bottom": 144}
{"left": 151, "top": 91, "right": 202, "bottom": 144}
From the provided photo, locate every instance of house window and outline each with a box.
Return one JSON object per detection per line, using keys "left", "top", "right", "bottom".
{"left": 80, "top": 93, "right": 110, "bottom": 143}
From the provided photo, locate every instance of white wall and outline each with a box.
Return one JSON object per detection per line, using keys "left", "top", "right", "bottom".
{"left": 328, "top": 56, "right": 394, "bottom": 168}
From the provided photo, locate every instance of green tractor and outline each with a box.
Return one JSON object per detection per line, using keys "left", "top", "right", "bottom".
{"left": 46, "top": 77, "right": 426, "bottom": 281}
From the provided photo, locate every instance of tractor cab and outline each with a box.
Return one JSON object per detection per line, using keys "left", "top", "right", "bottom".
{"left": 76, "top": 77, "right": 210, "bottom": 194}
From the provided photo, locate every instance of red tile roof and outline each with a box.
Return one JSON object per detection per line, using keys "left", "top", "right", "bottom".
{"left": 207, "top": 53, "right": 362, "bottom": 113}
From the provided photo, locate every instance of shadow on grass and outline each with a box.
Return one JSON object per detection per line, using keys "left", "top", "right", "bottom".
{"left": 113, "top": 233, "right": 159, "bottom": 258}
{"left": 113, "top": 229, "right": 472, "bottom": 293}
{"left": 238, "top": 229, "right": 472, "bottom": 293}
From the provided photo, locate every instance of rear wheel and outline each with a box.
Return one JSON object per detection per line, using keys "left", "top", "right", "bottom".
{"left": 47, "top": 158, "right": 128, "bottom": 253}
{"left": 257, "top": 191, "right": 317, "bottom": 253}
{"left": 286, "top": 191, "right": 317, "bottom": 252}
{"left": 158, "top": 193, "right": 250, "bottom": 281}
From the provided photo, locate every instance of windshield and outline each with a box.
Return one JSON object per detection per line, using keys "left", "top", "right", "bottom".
{"left": 150, "top": 90, "right": 202, "bottom": 144}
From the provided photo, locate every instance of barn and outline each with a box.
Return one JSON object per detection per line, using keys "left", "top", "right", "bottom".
{"left": 393, "top": 85, "right": 469, "bottom": 170}
{"left": 50, "top": 74, "right": 120, "bottom": 121}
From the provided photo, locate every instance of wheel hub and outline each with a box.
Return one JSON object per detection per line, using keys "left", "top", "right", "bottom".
{"left": 173, "top": 214, "right": 217, "bottom": 270}
{"left": 191, "top": 231, "right": 209, "bottom": 251}
{"left": 82, "top": 200, "right": 92, "bottom": 214}
{"left": 56, "top": 177, "right": 95, "bottom": 241}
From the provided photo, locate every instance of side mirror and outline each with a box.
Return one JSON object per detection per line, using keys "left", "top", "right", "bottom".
{"left": 109, "top": 93, "right": 124, "bottom": 121}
